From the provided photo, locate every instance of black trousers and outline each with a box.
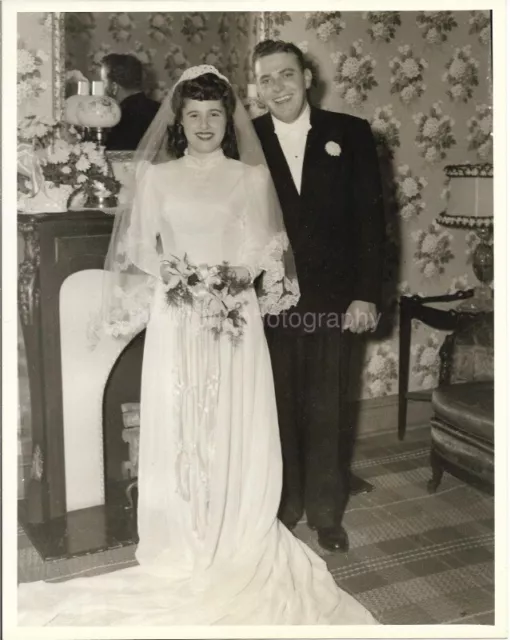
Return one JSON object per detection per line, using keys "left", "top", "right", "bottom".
{"left": 266, "top": 328, "right": 356, "bottom": 530}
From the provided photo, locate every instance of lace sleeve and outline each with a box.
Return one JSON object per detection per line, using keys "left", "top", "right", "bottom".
{"left": 99, "top": 162, "right": 161, "bottom": 341}
{"left": 123, "top": 163, "right": 162, "bottom": 277}
{"left": 241, "top": 164, "right": 300, "bottom": 316}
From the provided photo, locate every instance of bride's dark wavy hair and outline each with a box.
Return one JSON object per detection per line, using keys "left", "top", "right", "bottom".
{"left": 167, "top": 72, "right": 240, "bottom": 160}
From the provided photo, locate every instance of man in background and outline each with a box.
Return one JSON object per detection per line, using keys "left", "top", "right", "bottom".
{"left": 101, "top": 53, "right": 160, "bottom": 151}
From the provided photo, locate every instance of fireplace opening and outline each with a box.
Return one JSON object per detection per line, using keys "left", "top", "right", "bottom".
{"left": 102, "top": 329, "right": 146, "bottom": 522}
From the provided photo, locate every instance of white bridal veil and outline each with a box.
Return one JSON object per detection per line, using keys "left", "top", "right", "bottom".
{"left": 100, "top": 64, "right": 300, "bottom": 341}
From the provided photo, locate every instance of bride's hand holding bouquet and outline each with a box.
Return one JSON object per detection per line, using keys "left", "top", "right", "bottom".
{"left": 159, "top": 257, "right": 254, "bottom": 343}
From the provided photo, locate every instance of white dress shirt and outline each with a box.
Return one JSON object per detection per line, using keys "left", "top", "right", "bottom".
{"left": 271, "top": 104, "right": 311, "bottom": 194}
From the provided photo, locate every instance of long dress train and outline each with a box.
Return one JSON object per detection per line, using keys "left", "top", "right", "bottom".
{"left": 17, "top": 151, "right": 378, "bottom": 626}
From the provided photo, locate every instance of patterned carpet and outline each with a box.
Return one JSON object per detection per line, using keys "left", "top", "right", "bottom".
{"left": 18, "top": 424, "right": 495, "bottom": 625}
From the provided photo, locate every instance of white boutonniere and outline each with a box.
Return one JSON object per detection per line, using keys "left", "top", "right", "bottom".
{"left": 325, "top": 141, "right": 341, "bottom": 156}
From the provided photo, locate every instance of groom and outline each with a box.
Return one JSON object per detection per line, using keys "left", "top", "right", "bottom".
{"left": 252, "top": 40, "right": 385, "bottom": 552}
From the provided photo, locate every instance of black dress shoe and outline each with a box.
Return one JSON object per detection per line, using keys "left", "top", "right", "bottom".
{"left": 315, "top": 526, "right": 349, "bottom": 552}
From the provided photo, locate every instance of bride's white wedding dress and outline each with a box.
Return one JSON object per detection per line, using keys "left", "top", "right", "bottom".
{"left": 18, "top": 150, "right": 377, "bottom": 626}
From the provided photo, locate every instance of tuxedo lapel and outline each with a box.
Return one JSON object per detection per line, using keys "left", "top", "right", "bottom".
{"left": 300, "top": 107, "right": 326, "bottom": 202}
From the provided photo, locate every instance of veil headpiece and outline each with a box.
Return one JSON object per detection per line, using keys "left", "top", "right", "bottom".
{"left": 175, "top": 64, "right": 230, "bottom": 85}
{"left": 100, "top": 65, "right": 300, "bottom": 343}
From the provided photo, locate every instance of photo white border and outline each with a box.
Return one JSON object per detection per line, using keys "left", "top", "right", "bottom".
{"left": 2, "top": 1, "right": 508, "bottom": 638}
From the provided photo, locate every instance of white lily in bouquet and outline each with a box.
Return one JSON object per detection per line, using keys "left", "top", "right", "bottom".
{"left": 160, "top": 256, "right": 252, "bottom": 344}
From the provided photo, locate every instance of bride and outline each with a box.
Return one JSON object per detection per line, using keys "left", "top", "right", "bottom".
{"left": 17, "top": 65, "right": 378, "bottom": 627}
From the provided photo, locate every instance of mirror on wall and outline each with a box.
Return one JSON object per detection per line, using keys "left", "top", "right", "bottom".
{"left": 55, "top": 11, "right": 271, "bottom": 152}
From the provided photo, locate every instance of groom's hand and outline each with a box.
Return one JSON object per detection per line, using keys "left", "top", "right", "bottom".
{"left": 343, "top": 300, "right": 379, "bottom": 333}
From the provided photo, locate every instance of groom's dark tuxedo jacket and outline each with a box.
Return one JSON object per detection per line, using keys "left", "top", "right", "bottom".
{"left": 253, "top": 106, "right": 385, "bottom": 320}
{"left": 105, "top": 92, "right": 160, "bottom": 151}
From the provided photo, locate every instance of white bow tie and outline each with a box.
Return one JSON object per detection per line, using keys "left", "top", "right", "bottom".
{"left": 273, "top": 119, "right": 311, "bottom": 138}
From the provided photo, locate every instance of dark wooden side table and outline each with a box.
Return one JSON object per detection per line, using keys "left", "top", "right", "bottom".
{"left": 397, "top": 289, "right": 480, "bottom": 440}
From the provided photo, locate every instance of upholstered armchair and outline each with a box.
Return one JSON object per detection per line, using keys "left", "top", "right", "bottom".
{"left": 428, "top": 311, "right": 494, "bottom": 494}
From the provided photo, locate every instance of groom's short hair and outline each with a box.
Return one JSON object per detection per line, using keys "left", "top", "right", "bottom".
{"left": 252, "top": 39, "right": 307, "bottom": 73}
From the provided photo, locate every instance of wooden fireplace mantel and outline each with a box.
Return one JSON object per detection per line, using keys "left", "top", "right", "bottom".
{"left": 18, "top": 210, "right": 114, "bottom": 525}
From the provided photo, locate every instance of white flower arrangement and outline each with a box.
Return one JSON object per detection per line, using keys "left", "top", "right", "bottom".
{"left": 442, "top": 45, "right": 480, "bottom": 103}
{"left": 413, "top": 102, "right": 456, "bottom": 163}
{"left": 17, "top": 116, "right": 121, "bottom": 209}
{"left": 325, "top": 141, "right": 341, "bottom": 156}
{"left": 389, "top": 46, "right": 428, "bottom": 105}
{"left": 18, "top": 114, "right": 55, "bottom": 141}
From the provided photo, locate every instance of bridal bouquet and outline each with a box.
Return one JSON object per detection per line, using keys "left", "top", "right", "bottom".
{"left": 160, "top": 255, "right": 252, "bottom": 344}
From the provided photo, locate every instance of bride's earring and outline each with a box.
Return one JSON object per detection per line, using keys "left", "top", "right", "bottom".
{"left": 176, "top": 122, "right": 187, "bottom": 154}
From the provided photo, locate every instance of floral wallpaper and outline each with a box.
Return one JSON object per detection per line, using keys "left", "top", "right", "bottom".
{"left": 16, "top": 9, "right": 493, "bottom": 473}
{"left": 263, "top": 10, "right": 492, "bottom": 399}
{"left": 62, "top": 10, "right": 493, "bottom": 402}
